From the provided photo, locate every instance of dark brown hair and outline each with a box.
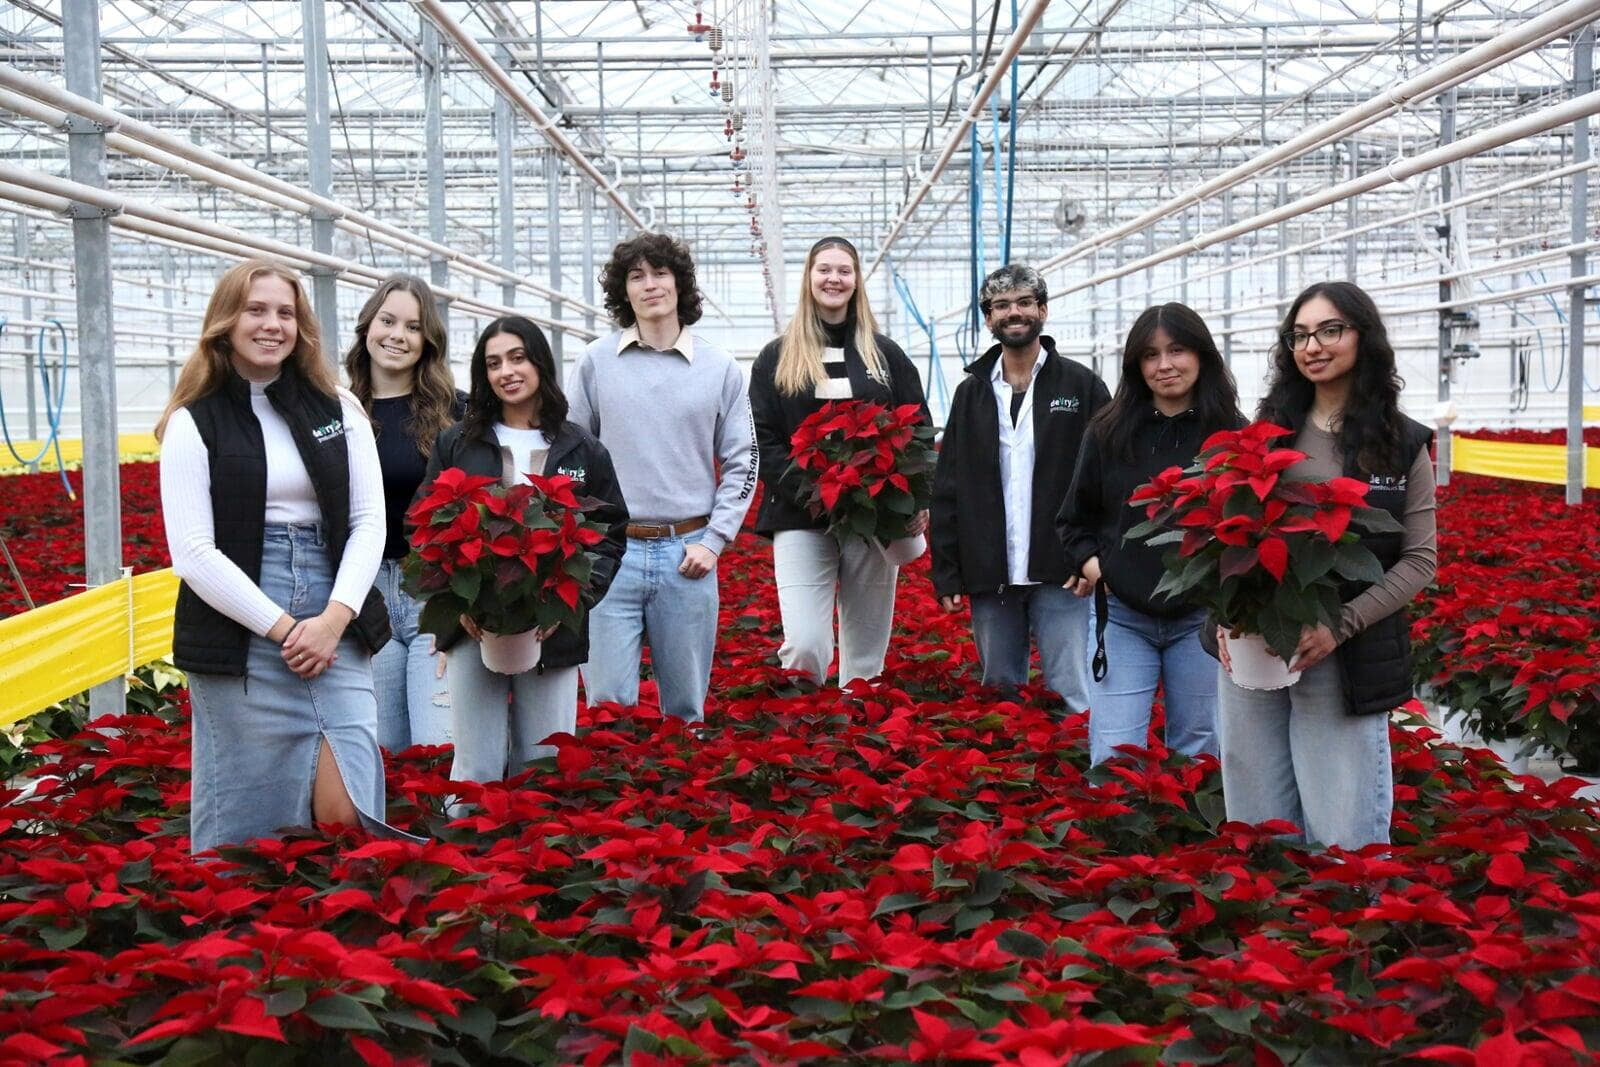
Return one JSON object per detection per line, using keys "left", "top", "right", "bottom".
{"left": 599, "top": 232, "right": 704, "bottom": 328}
{"left": 343, "top": 273, "right": 455, "bottom": 456}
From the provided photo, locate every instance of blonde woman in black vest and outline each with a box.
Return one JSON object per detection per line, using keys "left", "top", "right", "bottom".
{"left": 157, "top": 258, "right": 415, "bottom": 853}
{"left": 748, "top": 237, "right": 930, "bottom": 686}
{"left": 1217, "top": 281, "right": 1436, "bottom": 850}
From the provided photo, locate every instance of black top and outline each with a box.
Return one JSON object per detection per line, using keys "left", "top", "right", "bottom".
{"left": 372, "top": 391, "right": 467, "bottom": 559}
{"left": 929, "top": 338, "right": 1111, "bottom": 597}
{"left": 748, "top": 318, "right": 930, "bottom": 537}
{"left": 1057, "top": 406, "right": 1236, "bottom": 619}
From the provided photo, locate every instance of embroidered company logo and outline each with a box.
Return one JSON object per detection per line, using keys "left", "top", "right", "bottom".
{"left": 311, "top": 419, "right": 344, "bottom": 443}
{"left": 1368, "top": 473, "right": 1407, "bottom": 492}
{"left": 557, "top": 465, "right": 587, "bottom": 484}
{"left": 1048, "top": 395, "right": 1081, "bottom": 415}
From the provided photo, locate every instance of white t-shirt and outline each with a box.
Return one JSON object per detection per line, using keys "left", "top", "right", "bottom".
{"left": 494, "top": 424, "right": 552, "bottom": 486}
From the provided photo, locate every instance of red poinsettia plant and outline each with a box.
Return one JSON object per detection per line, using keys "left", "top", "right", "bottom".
{"left": 786, "top": 400, "right": 936, "bottom": 543}
{"left": 1125, "top": 421, "right": 1402, "bottom": 660}
{"left": 401, "top": 467, "right": 609, "bottom": 638}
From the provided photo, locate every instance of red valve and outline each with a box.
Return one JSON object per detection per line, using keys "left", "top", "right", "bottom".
{"left": 724, "top": 119, "right": 734, "bottom": 139}
{"left": 687, "top": 4, "right": 710, "bottom": 39}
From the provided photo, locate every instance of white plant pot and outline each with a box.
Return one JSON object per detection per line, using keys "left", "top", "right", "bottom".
{"left": 875, "top": 533, "right": 927, "bottom": 567}
{"left": 1484, "top": 736, "right": 1530, "bottom": 775}
{"left": 479, "top": 628, "right": 542, "bottom": 675}
{"left": 1224, "top": 632, "right": 1302, "bottom": 691}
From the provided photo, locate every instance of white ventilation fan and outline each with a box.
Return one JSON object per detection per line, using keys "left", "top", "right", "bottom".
{"left": 1054, "top": 195, "right": 1087, "bottom": 234}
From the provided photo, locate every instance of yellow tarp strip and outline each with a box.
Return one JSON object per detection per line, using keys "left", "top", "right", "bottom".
{"left": 0, "top": 568, "right": 178, "bottom": 728}
{"left": 1451, "top": 435, "right": 1600, "bottom": 489}
{"left": 0, "top": 433, "right": 161, "bottom": 473}
{"left": 1585, "top": 405, "right": 1600, "bottom": 422}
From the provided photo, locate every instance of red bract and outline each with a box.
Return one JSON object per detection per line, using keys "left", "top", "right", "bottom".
{"left": 0, "top": 457, "right": 1599, "bottom": 1063}
{"left": 787, "top": 400, "right": 935, "bottom": 545}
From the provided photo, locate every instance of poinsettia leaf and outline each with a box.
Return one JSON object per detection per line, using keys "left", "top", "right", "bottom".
{"left": 305, "top": 992, "right": 383, "bottom": 1032}
{"left": 996, "top": 929, "right": 1048, "bottom": 958}
{"left": 1332, "top": 542, "right": 1385, "bottom": 584}
{"left": 871, "top": 891, "right": 924, "bottom": 917}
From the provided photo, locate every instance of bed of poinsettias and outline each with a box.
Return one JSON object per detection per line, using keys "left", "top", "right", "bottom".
{"left": 2, "top": 459, "right": 1600, "bottom": 1064}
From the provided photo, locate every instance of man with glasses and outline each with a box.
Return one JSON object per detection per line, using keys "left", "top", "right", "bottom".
{"left": 930, "top": 264, "right": 1110, "bottom": 711}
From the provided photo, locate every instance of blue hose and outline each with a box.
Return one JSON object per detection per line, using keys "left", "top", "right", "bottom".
{"left": 0, "top": 317, "right": 75, "bottom": 496}
{"left": 889, "top": 260, "right": 950, "bottom": 424}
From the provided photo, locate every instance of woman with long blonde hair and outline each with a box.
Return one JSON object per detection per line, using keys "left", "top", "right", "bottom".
{"left": 748, "top": 236, "right": 930, "bottom": 686}
{"left": 157, "top": 258, "right": 416, "bottom": 853}
{"left": 343, "top": 274, "right": 463, "bottom": 752}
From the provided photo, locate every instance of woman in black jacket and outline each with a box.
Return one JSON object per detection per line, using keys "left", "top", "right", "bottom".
{"left": 417, "top": 316, "right": 627, "bottom": 800}
{"left": 1058, "top": 303, "right": 1243, "bottom": 765}
{"left": 748, "top": 236, "right": 929, "bottom": 685}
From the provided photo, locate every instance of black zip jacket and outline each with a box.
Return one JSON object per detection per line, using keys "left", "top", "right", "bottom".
{"left": 416, "top": 419, "right": 629, "bottom": 669}
{"left": 748, "top": 320, "right": 930, "bottom": 536}
{"left": 1057, "top": 407, "right": 1240, "bottom": 619}
{"left": 929, "top": 338, "right": 1110, "bottom": 597}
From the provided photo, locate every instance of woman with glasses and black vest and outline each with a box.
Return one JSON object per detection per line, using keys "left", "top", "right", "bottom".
{"left": 1216, "top": 281, "right": 1436, "bottom": 850}
{"left": 343, "top": 274, "right": 465, "bottom": 753}
{"left": 1058, "top": 303, "right": 1243, "bottom": 766}
{"left": 157, "top": 259, "right": 416, "bottom": 854}
{"left": 748, "top": 236, "right": 929, "bottom": 686}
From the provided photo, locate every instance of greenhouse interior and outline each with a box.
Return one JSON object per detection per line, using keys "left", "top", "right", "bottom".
{"left": 1, "top": 0, "right": 1599, "bottom": 1062}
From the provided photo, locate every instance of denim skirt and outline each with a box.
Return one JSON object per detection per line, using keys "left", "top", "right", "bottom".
{"left": 187, "top": 524, "right": 421, "bottom": 853}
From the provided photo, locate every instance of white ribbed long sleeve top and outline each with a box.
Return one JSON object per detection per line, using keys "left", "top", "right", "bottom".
{"left": 159, "top": 380, "right": 386, "bottom": 636}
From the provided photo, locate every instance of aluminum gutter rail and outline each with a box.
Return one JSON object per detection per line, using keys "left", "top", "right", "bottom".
{"left": 0, "top": 64, "right": 603, "bottom": 318}
{"left": 1035, "top": 0, "right": 1600, "bottom": 277}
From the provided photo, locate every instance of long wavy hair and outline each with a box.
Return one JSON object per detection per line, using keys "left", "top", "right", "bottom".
{"left": 156, "top": 259, "right": 335, "bottom": 439}
{"left": 599, "top": 232, "right": 704, "bottom": 328}
{"left": 1088, "top": 303, "right": 1242, "bottom": 461}
{"left": 462, "top": 316, "right": 568, "bottom": 441}
{"left": 774, "top": 238, "right": 884, "bottom": 396}
{"left": 343, "top": 273, "right": 454, "bottom": 456}
{"left": 1257, "top": 281, "right": 1410, "bottom": 476}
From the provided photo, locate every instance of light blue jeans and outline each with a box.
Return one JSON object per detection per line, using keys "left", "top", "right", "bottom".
{"left": 581, "top": 530, "right": 718, "bottom": 722}
{"left": 447, "top": 639, "right": 578, "bottom": 791}
{"left": 967, "top": 583, "right": 1090, "bottom": 712}
{"left": 1088, "top": 594, "right": 1217, "bottom": 765}
{"left": 1216, "top": 656, "right": 1393, "bottom": 849}
{"left": 187, "top": 525, "right": 419, "bottom": 853}
{"left": 370, "top": 558, "right": 452, "bottom": 751}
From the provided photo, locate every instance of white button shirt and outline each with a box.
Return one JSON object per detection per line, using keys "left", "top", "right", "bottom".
{"left": 990, "top": 353, "right": 1043, "bottom": 586}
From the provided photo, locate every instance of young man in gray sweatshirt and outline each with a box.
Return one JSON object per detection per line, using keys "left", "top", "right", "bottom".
{"left": 569, "top": 233, "right": 758, "bottom": 722}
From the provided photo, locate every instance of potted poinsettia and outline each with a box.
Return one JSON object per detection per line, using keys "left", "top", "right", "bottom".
{"left": 1126, "top": 421, "right": 1402, "bottom": 689}
{"left": 402, "top": 467, "right": 610, "bottom": 674}
{"left": 786, "top": 400, "right": 937, "bottom": 564}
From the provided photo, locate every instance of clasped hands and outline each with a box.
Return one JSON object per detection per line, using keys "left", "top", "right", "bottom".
{"left": 268, "top": 603, "right": 354, "bottom": 679}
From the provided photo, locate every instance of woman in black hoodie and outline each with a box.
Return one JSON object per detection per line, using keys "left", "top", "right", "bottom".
{"left": 1058, "top": 303, "right": 1243, "bottom": 765}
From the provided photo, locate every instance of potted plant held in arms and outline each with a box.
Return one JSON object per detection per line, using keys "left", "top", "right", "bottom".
{"left": 786, "top": 399, "right": 937, "bottom": 565}
{"left": 1126, "top": 421, "right": 1403, "bottom": 690}
{"left": 402, "top": 467, "right": 611, "bottom": 674}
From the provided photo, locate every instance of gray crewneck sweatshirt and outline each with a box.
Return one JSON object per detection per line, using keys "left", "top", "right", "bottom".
{"left": 569, "top": 329, "right": 757, "bottom": 555}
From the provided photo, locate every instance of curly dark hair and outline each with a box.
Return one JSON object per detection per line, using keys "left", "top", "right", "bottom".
{"left": 599, "top": 232, "right": 704, "bottom": 328}
{"left": 1257, "top": 281, "right": 1410, "bottom": 477}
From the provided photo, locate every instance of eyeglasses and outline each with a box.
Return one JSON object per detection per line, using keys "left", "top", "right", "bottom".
{"left": 1283, "top": 322, "right": 1352, "bottom": 350}
{"left": 986, "top": 296, "right": 1040, "bottom": 314}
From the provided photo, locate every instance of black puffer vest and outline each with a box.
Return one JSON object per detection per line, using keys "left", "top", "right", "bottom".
{"left": 1334, "top": 416, "right": 1435, "bottom": 715}
{"left": 171, "top": 368, "right": 391, "bottom": 675}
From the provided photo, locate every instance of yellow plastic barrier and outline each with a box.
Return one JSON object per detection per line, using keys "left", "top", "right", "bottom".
{"left": 1451, "top": 434, "right": 1600, "bottom": 489}
{"left": 0, "top": 568, "right": 177, "bottom": 728}
{"left": 0, "top": 433, "right": 161, "bottom": 473}
{"left": 1586, "top": 405, "right": 1600, "bottom": 422}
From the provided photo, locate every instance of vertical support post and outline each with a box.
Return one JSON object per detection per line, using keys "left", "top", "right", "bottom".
{"left": 424, "top": 19, "right": 450, "bottom": 327}
{"left": 1276, "top": 172, "right": 1288, "bottom": 320}
{"left": 1345, "top": 139, "right": 1358, "bottom": 280}
{"left": 162, "top": 252, "right": 177, "bottom": 393}
{"left": 1569, "top": 26, "right": 1594, "bottom": 506}
{"left": 546, "top": 150, "right": 564, "bottom": 374}
{"left": 1179, "top": 208, "right": 1190, "bottom": 304}
{"left": 581, "top": 184, "right": 596, "bottom": 334}
{"left": 63, "top": 0, "right": 124, "bottom": 719}
{"left": 1436, "top": 87, "right": 1456, "bottom": 488}
{"left": 301, "top": 0, "right": 338, "bottom": 360}
{"left": 495, "top": 45, "right": 517, "bottom": 310}
{"left": 1222, "top": 189, "right": 1234, "bottom": 368}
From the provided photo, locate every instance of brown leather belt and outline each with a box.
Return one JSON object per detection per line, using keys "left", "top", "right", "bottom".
{"left": 625, "top": 515, "right": 709, "bottom": 540}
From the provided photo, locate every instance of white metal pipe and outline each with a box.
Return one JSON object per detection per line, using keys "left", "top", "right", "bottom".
{"left": 0, "top": 281, "right": 206, "bottom": 319}
{"left": 410, "top": 0, "right": 645, "bottom": 231}
{"left": 1054, "top": 89, "right": 1600, "bottom": 300}
{"left": 1036, "top": 0, "right": 1600, "bottom": 275}
{"left": 865, "top": 0, "right": 1056, "bottom": 279}
{"left": 0, "top": 65, "right": 603, "bottom": 317}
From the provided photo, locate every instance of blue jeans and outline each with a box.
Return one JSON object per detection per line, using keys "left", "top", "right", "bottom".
{"left": 582, "top": 531, "right": 718, "bottom": 721}
{"left": 1216, "top": 656, "right": 1393, "bottom": 849}
{"left": 370, "top": 558, "right": 452, "bottom": 751}
{"left": 967, "top": 583, "right": 1090, "bottom": 712}
{"left": 187, "top": 525, "right": 419, "bottom": 853}
{"left": 447, "top": 640, "right": 578, "bottom": 792}
{"left": 1088, "top": 594, "right": 1217, "bottom": 765}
